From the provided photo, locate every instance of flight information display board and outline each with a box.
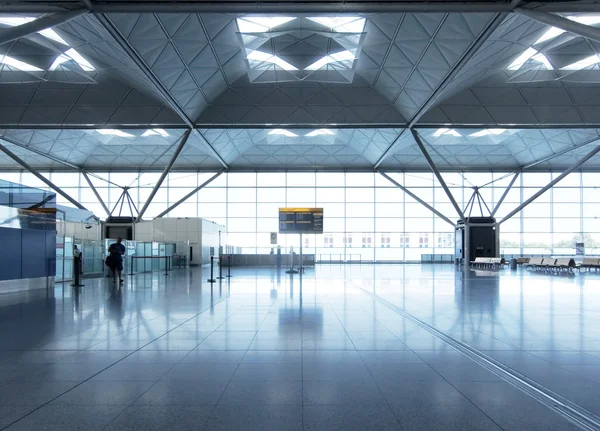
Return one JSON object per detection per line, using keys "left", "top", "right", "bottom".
{"left": 279, "top": 208, "right": 323, "bottom": 234}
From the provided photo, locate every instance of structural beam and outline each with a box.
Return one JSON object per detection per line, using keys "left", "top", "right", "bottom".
{"left": 156, "top": 171, "right": 224, "bottom": 218}
{"left": 517, "top": 8, "right": 600, "bottom": 45}
{"left": 378, "top": 172, "right": 455, "bottom": 227}
{"left": 0, "top": 9, "right": 87, "bottom": 45}
{"left": 82, "top": 171, "right": 110, "bottom": 217}
{"left": 0, "top": 142, "right": 87, "bottom": 210}
{"left": 491, "top": 172, "right": 519, "bottom": 217}
{"left": 374, "top": 11, "right": 509, "bottom": 169}
{"left": 500, "top": 144, "right": 600, "bottom": 224}
{"left": 90, "top": 13, "right": 228, "bottom": 169}
{"left": 411, "top": 129, "right": 465, "bottom": 222}
{"left": 137, "top": 129, "right": 191, "bottom": 221}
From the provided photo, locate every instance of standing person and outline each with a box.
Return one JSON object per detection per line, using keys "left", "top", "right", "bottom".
{"left": 107, "top": 237, "right": 126, "bottom": 284}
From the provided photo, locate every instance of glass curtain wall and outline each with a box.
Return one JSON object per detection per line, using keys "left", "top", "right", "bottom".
{"left": 8, "top": 170, "right": 600, "bottom": 260}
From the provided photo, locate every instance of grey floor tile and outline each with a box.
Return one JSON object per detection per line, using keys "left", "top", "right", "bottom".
{"left": 452, "top": 381, "right": 534, "bottom": 406}
{"left": 0, "top": 406, "right": 38, "bottom": 429}
{"left": 302, "top": 362, "right": 373, "bottom": 382}
{"left": 119, "top": 351, "right": 189, "bottom": 364}
{"left": 359, "top": 350, "right": 424, "bottom": 364}
{"left": 181, "top": 351, "right": 245, "bottom": 363}
{"left": 367, "top": 362, "right": 444, "bottom": 382}
{"left": 104, "top": 405, "right": 213, "bottom": 431}
{"left": 18, "top": 362, "right": 107, "bottom": 382}
{"left": 163, "top": 363, "right": 239, "bottom": 382}
{"left": 0, "top": 381, "right": 76, "bottom": 405}
{"left": 233, "top": 362, "right": 302, "bottom": 381}
{"left": 303, "top": 380, "right": 386, "bottom": 405}
{"left": 4, "top": 404, "right": 125, "bottom": 431}
{"left": 52, "top": 381, "right": 154, "bottom": 405}
{"left": 219, "top": 379, "right": 302, "bottom": 405}
{"left": 380, "top": 380, "right": 471, "bottom": 407}
{"left": 91, "top": 363, "right": 173, "bottom": 381}
{"left": 301, "top": 350, "right": 363, "bottom": 363}
{"left": 135, "top": 380, "right": 228, "bottom": 405}
{"left": 204, "top": 405, "right": 302, "bottom": 431}
{"left": 391, "top": 403, "right": 502, "bottom": 431}
{"left": 241, "top": 351, "right": 302, "bottom": 363}
{"left": 478, "top": 400, "right": 581, "bottom": 431}
{"left": 303, "top": 405, "right": 401, "bottom": 431}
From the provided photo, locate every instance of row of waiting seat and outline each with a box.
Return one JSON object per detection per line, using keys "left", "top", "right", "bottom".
{"left": 470, "top": 257, "right": 507, "bottom": 269}
{"left": 524, "top": 257, "right": 576, "bottom": 273}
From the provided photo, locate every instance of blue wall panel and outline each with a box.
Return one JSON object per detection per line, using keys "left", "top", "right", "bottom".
{"left": 21, "top": 229, "right": 47, "bottom": 279}
{"left": 45, "top": 231, "right": 56, "bottom": 277}
{"left": 0, "top": 227, "right": 22, "bottom": 281}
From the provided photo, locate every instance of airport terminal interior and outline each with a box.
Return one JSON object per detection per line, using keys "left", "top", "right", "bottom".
{"left": 3, "top": 0, "right": 600, "bottom": 429}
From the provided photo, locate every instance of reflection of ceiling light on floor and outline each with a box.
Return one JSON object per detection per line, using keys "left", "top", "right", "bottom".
{"left": 236, "top": 17, "right": 296, "bottom": 33}
{"left": 141, "top": 129, "right": 170, "bottom": 138}
{"left": 433, "top": 128, "right": 462, "bottom": 137}
{"left": 305, "top": 129, "right": 335, "bottom": 137}
{"left": 307, "top": 17, "right": 366, "bottom": 33}
{"left": 305, "top": 50, "right": 355, "bottom": 70}
{"left": 0, "top": 55, "right": 42, "bottom": 71}
{"left": 268, "top": 129, "right": 298, "bottom": 137}
{"left": 469, "top": 129, "right": 507, "bottom": 137}
{"left": 246, "top": 50, "right": 298, "bottom": 71}
{"left": 96, "top": 129, "right": 135, "bottom": 138}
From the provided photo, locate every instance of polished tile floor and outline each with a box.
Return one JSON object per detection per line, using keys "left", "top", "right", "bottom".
{"left": 0, "top": 264, "right": 598, "bottom": 430}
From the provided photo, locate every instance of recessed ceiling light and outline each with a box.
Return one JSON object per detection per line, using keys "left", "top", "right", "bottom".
{"left": 246, "top": 50, "right": 297, "bottom": 71}
{"left": 268, "top": 129, "right": 298, "bottom": 137}
{"left": 307, "top": 17, "right": 366, "bottom": 33}
{"left": 96, "top": 129, "right": 135, "bottom": 138}
{"left": 305, "top": 129, "right": 335, "bottom": 137}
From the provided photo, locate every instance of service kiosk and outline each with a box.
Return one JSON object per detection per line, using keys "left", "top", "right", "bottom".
{"left": 279, "top": 208, "right": 323, "bottom": 274}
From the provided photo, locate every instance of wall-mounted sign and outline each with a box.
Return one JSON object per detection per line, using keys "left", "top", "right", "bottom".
{"left": 279, "top": 208, "right": 323, "bottom": 234}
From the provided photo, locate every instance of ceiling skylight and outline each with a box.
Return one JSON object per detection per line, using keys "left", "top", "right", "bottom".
{"left": 236, "top": 17, "right": 296, "bottom": 33}
{"left": 305, "top": 129, "right": 335, "bottom": 137}
{"left": 0, "top": 54, "right": 42, "bottom": 71}
{"left": 0, "top": 16, "right": 68, "bottom": 45}
{"left": 534, "top": 15, "right": 600, "bottom": 45}
{"left": 307, "top": 17, "right": 366, "bottom": 33}
{"left": 433, "top": 128, "right": 462, "bottom": 138}
{"left": 141, "top": 129, "right": 170, "bottom": 138}
{"left": 268, "top": 129, "right": 298, "bottom": 137}
{"left": 561, "top": 54, "right": 600, "bottom": 70}
{"left": 96, "top": 129, "right": 135, "bottom": 138}
{"left": 305, "top": 50, "right": 355, "bottom": 71}
{"left": 246, "top": 50, "right": 297, "bottom": 71}
{"left": 49, "top": 48, "right": 95, "bottom": 72}
{"left": 469, "top": 129, "right": 507, "bottom": 137}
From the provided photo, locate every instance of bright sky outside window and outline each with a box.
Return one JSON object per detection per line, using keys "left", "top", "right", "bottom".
{"left": 0, "top": 17, "right": 68, "bottom": 45}
{"left": 96, "top": 129, "right": 135, "bottom": 138}
{"left": 561, "top": 54, "right": 600, "bottom": 70}
{"left": 50, "top": 49, "right": 95, "bottom": 72}
{"left": 305, "top": 50, "right": 355, "bottom": 71}
{"left": 469, "top": 129, "right": 507, "bottom": 137}
{"left": 0, "top": 54, "right": 42, "bottom": 71}
{"left": 307, "top": 17, "right": 366, "bottom": 33}
{"left": 507, "top": 48, "right": 553, "bottom": 71}
{"left": 268, "top": 129, "right": 298, "bottom": 137}
{"left": 141, "top": 129, "right": 170, "bottom": 137}
{"left": 246, "top": 50, "right": 297, "bottom": 71}
{"left": 433, "top": 128, "right": 462, "bottom": 137}
{"left": 305, "top": 129, "right": 335, "bottom": 137}
{"left": 534, "top": 15, "right": 600, "bottom": 45}
{"left": 236, "top": 17, "right": 296, "bottom": 33}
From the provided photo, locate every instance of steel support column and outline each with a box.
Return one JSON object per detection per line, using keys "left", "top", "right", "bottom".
{"left": 82, "top": 171, "right": 110, "bottom": 217}
{"left": 0, "top": 9, "right": 87, "bottom": 46}
{"left": 0, "top": 142, "right": 87, "bottom": 210}
{"left": 90, "top": 13, "right": 228, "bottom": 170}
{"left": 500, "top": 144, "right": 600, "bottom": 224}
{"left": 517, "top": 8, "right": 600, "bottom": 45}
{"left": 411, "top": 129, "right": 465, "bottom": 222}
{"left": 156, "top": 171, "right": 224, "bottom": 218}
{"left": 137, "top": 129, "right": 191, "bottom": 221}
{"left": 378, "top": 172, "right": 455, "bottom": 226}
{"left": 374, "top": 11, "right": 509, "bottom": 169}
{"left": 491, "top": 172, "right": 519, "bottom": 218}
